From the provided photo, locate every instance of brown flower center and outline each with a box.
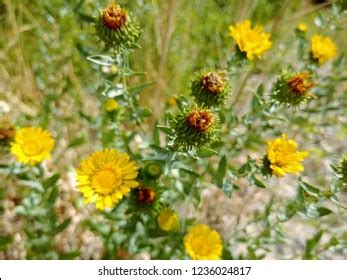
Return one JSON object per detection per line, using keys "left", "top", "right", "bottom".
{"left": 287, "top": 72, "right": 315, "bottom": 95}
{"left": 187, "top": 110, "right": 213, "bottom": 132}
{"left": 201, "top": 72, "right": 225, "bottom": 94}
{"left": 102, "top": 4, "right": 127, "bottom": 30}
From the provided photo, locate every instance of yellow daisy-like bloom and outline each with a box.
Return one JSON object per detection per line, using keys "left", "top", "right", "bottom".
{"left": 157, "top": 209, "right": 179, "bottom": 232}
{"left": 296, "top": 23, "right": 308, "bottom": 32}
{"left": 76, "top": 149, "right": 139, "bottom": 209}
{"left": 184, "top": 224, "right": 223, "bottom": 260}
{"left": 267, "top": 134, "right": 309, "bottom": 177}
{"left": 229, "top": 20, "right": 272, "bottom": 60}
{"left": 10, "top": 127, "right": 55, "bottom": 165}
{"left": 311, "top": 34, "right": 337, "bottom": 64}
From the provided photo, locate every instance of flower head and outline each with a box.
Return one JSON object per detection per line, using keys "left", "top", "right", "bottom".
{"left": 265, "top": 134, "right": 308, "bottom": 177}
{"left": 311, "top": 34, "right": 337, "bottom": 64}
{"left": 169, "top": 105, "right": 218, "bottom": 151}
{"left": 95, "top": 2, "right": 140, "bottom": 51}
{"left": 157, "top": 209, "right": 179, "bottom": 232}
{"left": 296, "top": 23, "right": 308, "bottom": 32}
{"left": 272, "top": 72, "right": 316, "bottom": 106}
{"left": 229, "top": 20, "right": 272, "bottom": 60}
{"left": 184, "top": 224, "right": 223, "bottom": 260}
{"left": 191, "top": 70, "right": 231, "bottom": 107}
{"left": 10, "top": 127, "right": 54, "bottom": 165}
{"left": 76, "top": 149, "right": 139, "bottom": 209}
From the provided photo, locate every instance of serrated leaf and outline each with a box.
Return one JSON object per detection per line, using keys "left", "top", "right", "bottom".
{"left": 152, "top": 123, "right": 160, "bottom": 146}
{"left": 53, "top": 218, "right": 72, "bottom": 235}
{"left": 77, "top": 12, "right": 95, "bottom": 23}
{"left": 0, "top": 235, "right": 13, "bottom": 250}
{"left": 254, "top": 177, "right": 266, "bottom": 188}
{"left": 103, "top": 83, "right": 125, "bottom": 97}
{"left": 43, "top": 174, "right": 60, "bottom": 189}
{"left": 251, "top": 83, "right": 264, "bottom": 109}
{"left": 136, "top": 107, "right": 152, "bottom": 119}
{"left": 128, "top": 82, "right": 155, "bottom": 96}
{"left": 180, "top": 168, "right": 199, "bottom": 177}
{"left": 300, "top": 181, "right": 320, "bottom": 197}
{"left": 87, "top": 55, "right": 114, "bottom": 66}
{"left": 156, "top": 125, "right": 172, "bottom": 134}
{"left": 303, "top": 230, "right": 324, "bottom": 259}
{"left": 197, "top": 147, "right": 217, "bottom": 158}
{"left": 68, "top": 135, "right": 86, "bottom": 148}
{"left": 306, "top": 204, "right": 333, "bottom": 218}
{"left": 48, "top": 185, "right": 59, "bottom": 204}
{"left": 330, "top": 195, "right": 347, "bottom": 209}
{"left": 316, "top": 207, "right": 333, "bottom": 217}
{"left": 216, "top": 155, "right": 227, "bottom": 181}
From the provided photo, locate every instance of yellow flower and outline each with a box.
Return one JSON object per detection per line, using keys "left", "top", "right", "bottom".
{"left": 105, "top": 99, "right": 119, "bottom": 112}
{"left": 157, "top": 209, "right": 179, "bottom": 231}
{"left": 311, "top": 34, "right": 337, "bottom": 64}
{"left": 229, "top": 20, "right": 272, "bottom": 60}
{"left": 184, "top": 224, "right": 223, "bottom": 260}
{"left": 296, "top": 23, "right": 308, "bottom": 32}
{"left": 267, "top": 134, "right": 309, "bottom": 177}
{"left": 10, "top": 127, "right": 55, "bottom": 165}
{"left": 76, "top": 149, "right": 139, "bottom": 209}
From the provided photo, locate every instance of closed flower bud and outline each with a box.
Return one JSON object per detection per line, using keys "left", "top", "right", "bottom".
{"left": 272, "top": 72, "right": 316, "bottom": 106}
{"left": 137, "top": 186, "right": 156, "bottom": 204}
{"left": 95, "top": 2, "right": 140, "bottom": 52}
{"left": 191, "top": 70, "right": 231, "bottom": 108}
{"left": 169, "top": 105, "right": 217, "bottom": 151}
{"left": 144, "top": 162, "right": 162, "bottom": 179}
{"left": 166, "top": 96, "right": 177, "bottom": 107}
{"left": 105, "top": 98, "right": 120, "bottom": 112}
{"left": 157, "top": 209, "right": 179, "bottom": 232}
{"left": 0, "top": 124, "right": 15, "bottom": 148}
{"left": 296, "top": 23, "right": 308, "bottom": 32}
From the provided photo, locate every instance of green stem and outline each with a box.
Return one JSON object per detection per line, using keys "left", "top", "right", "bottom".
{"left": 231, "top": 62, "right": 257, "bottom": 107}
